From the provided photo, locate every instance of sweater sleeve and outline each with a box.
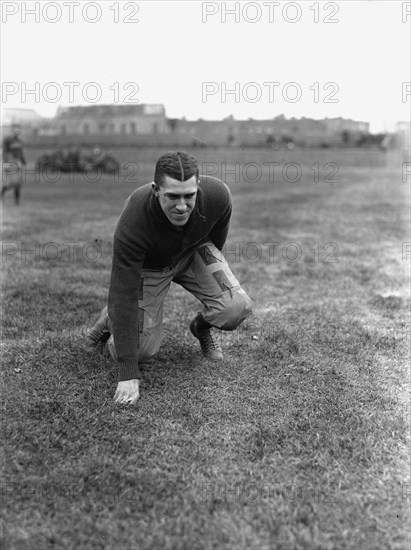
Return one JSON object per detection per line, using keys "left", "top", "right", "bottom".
{"left": 108, "top": 198, "right": 148, "bottom": 381}
{"left": 209, "top": 193, "right": 232, "bottom": 251}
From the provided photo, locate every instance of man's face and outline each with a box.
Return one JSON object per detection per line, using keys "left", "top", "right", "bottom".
{"left": 154, "top": 174, "right": 198, "bottom": 227}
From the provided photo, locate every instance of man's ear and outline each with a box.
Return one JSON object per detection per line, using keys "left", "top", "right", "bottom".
{"left": 152, "top": 183, "right": 159, "bottom": 196}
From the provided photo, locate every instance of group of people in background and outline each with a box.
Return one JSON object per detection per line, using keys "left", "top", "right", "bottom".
{"left": 1, "top": 126, "right": 116, "bottom": 206}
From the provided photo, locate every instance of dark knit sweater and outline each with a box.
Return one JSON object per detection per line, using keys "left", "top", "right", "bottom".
{"left": 3, "top": 135, "right": 26, "bottom": 164}
{"left": 108, "top": 175, "right": 232, "bottom": 381}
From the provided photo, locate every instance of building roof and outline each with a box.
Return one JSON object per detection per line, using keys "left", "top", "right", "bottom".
{"left": 2, "top": 108, "right": 43, "bottom": 124}
{"left": 56, "top": 104, "right": 165, "bottom": 119}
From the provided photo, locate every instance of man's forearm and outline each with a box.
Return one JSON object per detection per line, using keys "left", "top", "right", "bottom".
{"left": 108, "top": 241, "right": 146, "bottom": 381}
{"left": 108, "top": 288, "right": 142, "bottom": 381}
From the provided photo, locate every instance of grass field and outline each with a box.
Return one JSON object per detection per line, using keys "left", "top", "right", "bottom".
{"left": 1, "top": 147, "right": 410, "bottom": 550}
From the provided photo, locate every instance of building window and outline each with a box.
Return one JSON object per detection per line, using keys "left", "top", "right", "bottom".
{"left": 109, "top": 123, "right": 115, "bottom": 133}
{"left": 152, "top": 122, "right": 158, "bottom": 134}
{"left": 83, "top": 123, "right": 89, "bottom": 135}
{"left": 130, "top": 122, "right": 136, "bottom": 134}
{"left": 99, "top": 123, "right": 106, "bottom": 134}
{"left": 60, "top": 125, "right": 66, "bottom": 135}
{"left": 121, "top": 123, "right": 127, "bottom": 135}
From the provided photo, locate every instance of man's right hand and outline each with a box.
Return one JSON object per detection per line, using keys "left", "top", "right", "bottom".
{"left": 114, "top": 379, "right": 140, "bottom": 405}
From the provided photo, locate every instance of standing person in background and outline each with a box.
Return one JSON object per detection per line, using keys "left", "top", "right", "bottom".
{"left": 2, "top": 124, "right": 26, "bottom": 206}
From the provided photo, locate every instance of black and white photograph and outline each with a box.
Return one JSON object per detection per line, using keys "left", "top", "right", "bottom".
{"left": 1, "top": 1, "right": 410, "bottom": 548}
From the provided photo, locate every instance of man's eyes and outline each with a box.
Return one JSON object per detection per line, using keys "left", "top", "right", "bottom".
{"left": 166, "top": 194, "right": 196, "bottom": 200}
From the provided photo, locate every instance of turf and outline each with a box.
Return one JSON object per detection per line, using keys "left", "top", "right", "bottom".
{"left": 1, "top": 147, "right": 410, "bottom": 549}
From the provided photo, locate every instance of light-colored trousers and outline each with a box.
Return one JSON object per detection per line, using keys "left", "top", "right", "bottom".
{"left": 108, "top": 241, "right": 253, "bottom": 361}
{"left": 2, "top": 160, "right": 23, "bottom": 186}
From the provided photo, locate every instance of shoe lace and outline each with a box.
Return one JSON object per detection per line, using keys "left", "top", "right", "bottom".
{"left": 88, "top": 323, "right": 110, "bottom": 346}
{"left": 199, "top": 327, "right": 219, "bottom": 352}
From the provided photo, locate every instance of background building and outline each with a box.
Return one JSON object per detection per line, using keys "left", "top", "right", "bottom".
{"left": 1, "top": 104, "right": 381, "bottom": 150}
{"left": 53, "top": 104, "right": 168, "bottom": 136}
{"left": 1, "top": 108, "right": 44, "bottom": 134}
{"left": 170, "top": 115, "right": 370, "bottom": 147}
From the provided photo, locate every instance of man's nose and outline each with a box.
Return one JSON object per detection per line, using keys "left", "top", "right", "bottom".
{"left": 175, "top": 198, "right": 187, "bottom": 211}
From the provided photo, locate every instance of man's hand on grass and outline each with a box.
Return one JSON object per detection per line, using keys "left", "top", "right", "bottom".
{"left": 114, "top": 379, "right": 140, "bottom": 405}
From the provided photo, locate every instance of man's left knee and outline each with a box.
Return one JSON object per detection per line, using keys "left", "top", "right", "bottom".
{"left": 219, "top": 289, "right": 253, "bottom": 331}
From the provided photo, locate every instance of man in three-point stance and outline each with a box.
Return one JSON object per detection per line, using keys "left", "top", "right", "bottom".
{"left": 88, "top": 151, "right": 253, "bottom": 405}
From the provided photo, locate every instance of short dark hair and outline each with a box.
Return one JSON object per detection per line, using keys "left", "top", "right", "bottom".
{"left": 154, "top": 151, "right": 199, "bottom": 186}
